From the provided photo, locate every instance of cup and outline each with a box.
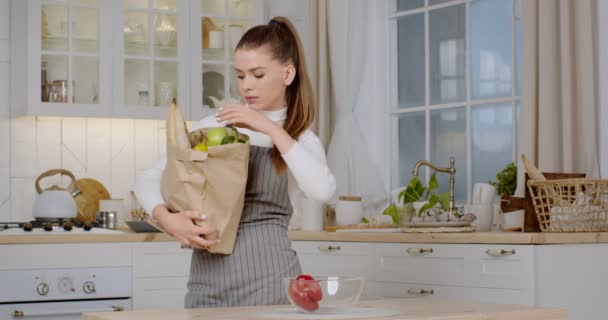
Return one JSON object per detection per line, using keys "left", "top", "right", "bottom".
{"left": 335, "top": 196, "right": 363, "bottom": 226}
{"left": 99, "top": 199, "right": 125, "bottom": 228}
{"left": 472, "top": 183, "right": 497, "bottom": 205}
{"left": 300, "top": 198, "right": 324, "bottom": 231}
{"left": 463, "top": 204, "right": 493, "bottom": 232}
{"left": 96, "top": 211, "right": 117, "bottom": 229}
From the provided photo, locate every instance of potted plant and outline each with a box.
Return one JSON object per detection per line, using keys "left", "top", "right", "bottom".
{"left": 488, "top": 162, "right": 517, "bottom": 197}
{"left": 382, "top": 173, "right": 450, "bottom": 225}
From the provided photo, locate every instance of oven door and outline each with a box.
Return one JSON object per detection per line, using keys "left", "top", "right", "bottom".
{"left": 0, "top": 298, "right": 131, "bottom": 320}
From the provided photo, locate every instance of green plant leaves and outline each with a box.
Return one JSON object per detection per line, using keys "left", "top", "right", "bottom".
{"left": 383, "top": 204, "right": 400, "bottom": 225}
{"left": 488, "top": 162, "right": 517, "bottom": 196}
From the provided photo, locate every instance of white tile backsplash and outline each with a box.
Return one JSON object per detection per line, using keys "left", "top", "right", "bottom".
{"left": 0, "top": 7, "right": 167, "bottom": 222}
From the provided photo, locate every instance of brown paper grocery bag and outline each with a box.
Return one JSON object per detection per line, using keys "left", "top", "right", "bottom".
{"left": 161, "top": 103, "right": 249, "bottom": 254}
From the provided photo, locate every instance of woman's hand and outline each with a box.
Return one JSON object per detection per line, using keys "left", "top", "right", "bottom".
{"left": 216, "top": 104, "right": 279, "bottom": 135}
{"left": 152, "top": 205, "right": 219, "bottom": 250}
{"left": 216, "top": 104, "right": 296, "bottom": 153}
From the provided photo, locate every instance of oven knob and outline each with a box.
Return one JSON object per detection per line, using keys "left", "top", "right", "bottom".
{"left": 58, "top": 276, "right": 75, "bottom": 293}
{"left": 36, "top": 282, "right": 49, "bottom": 296}
{"left": 83, "top": 281, "right": 96, "bottom": 294}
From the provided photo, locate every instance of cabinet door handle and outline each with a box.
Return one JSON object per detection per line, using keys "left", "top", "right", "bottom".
{"left": 485, "top": 249, "right": 516, "bottom": 257}
{"left": 407, "top": 288, "right": 434, "bottom": 295}
{"left": 406, "top": 248, "right": 433, "bottom": 255}
{"left": 318, "top": 245, "right": 341, "bottom": 252}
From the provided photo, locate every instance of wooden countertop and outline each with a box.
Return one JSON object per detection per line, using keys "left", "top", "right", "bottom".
{"left": 2, "top": 228, "right": 608, "bottom": 245}
{"left": 288, "top": 230, "right": 608, "bottom": 244}
{"left": 82, "top": 298, "right": 567, "bottom": 320}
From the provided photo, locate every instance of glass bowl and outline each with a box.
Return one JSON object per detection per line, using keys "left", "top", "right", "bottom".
{"left": 283, "top": 276, "right": 365, "bottom": 313}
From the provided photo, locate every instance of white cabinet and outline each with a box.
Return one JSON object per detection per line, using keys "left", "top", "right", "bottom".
{"left": 291, "top": 241, "right": 376, "bottom": 279}
{"left": 293, "top": 241, "right": 535, "bottom": 306}
{"left": 131, "top": 242, "right": 192, "bottom": 310}
{"left": 10, "top": 0, "right": 269, "bottom": 120}
{"left": 11, "top": 0, "right": 114, "bottom": 118}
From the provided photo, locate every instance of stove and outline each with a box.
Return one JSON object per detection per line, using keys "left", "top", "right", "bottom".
{"left": 0, "top": 218, "right": 123, "bottom": 235}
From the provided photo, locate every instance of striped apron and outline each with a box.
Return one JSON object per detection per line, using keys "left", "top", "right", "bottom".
{"left": 185, "top": 145, "right": 302, "bottom": 308}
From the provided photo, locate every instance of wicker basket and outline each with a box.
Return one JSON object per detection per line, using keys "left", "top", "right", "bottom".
{"left": 527, "top": 179, "right": 608, "bottom": 232}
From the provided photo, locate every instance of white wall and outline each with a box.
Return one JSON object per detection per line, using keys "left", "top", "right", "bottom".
{"left": 598, "top": 0, "right": 608, "bottom": 178}
{"left": 0, "top": 3, "right": 167, "bottom": 221}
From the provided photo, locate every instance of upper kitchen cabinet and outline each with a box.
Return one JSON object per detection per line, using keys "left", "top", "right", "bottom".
{"left": 11, "top": 0, "right": 113, "bottom": 118}
{"left": 113, "top": 0, "right": 190, "bottom": 119}
{"left": 10, "top": 0, "right": 306, "bottom": 120}
{"left": 188, "top": 0, "right": 264, "bottom": 120}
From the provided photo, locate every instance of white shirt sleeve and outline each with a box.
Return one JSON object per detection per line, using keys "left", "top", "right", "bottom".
{"left": 282, "top": 130, "right": 336, "bottom": 202}
{"left": 134, "top": 155, "right": 166, "bottom": 216}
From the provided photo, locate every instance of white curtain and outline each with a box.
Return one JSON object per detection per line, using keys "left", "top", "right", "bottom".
{"left": 326, "top": 0, "right": 388, "bottom": 213}
{"left": 598, "top": 0, "right": 608, "bottom": 178}
{"left": 517, "top": 0, "right": 600, "bottom": 194}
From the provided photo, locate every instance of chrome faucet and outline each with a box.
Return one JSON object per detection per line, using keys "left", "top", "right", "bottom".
{"left": 412, "top": 157, "right": 457, "bottom": 216}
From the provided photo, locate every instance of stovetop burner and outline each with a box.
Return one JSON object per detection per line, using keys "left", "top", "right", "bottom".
{"left": 0, "top": 219, "right": 97, "bottom": 232}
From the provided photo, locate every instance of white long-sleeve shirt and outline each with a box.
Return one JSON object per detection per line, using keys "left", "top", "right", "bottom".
{"left": 134, "top": 108, "right": 336, "bottom": 224}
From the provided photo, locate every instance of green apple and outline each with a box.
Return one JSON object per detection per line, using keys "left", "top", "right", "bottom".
{"left": 193, "top": 142, "right": 208, "bottom": 152}
{"left": 206, "top": 127, "right": 227, "bottom": 146}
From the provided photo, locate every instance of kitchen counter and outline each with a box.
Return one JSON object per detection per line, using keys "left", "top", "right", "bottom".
{"left": 82, "top": 298, "right": 567, "bottom": 320}
{"left": 289, "top": 230, "right": 608, "bottom": 244}
{"left": 3, "top": 229, "right": 608, "bottom": 244}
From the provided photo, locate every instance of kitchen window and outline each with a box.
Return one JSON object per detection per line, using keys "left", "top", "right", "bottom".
{"left": 389, "top": 0, "right": 521, "bottom": 201}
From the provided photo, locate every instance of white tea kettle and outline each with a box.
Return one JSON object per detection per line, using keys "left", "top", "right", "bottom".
{"left": 33, "top": 169, "right": 78, "bottom": 219}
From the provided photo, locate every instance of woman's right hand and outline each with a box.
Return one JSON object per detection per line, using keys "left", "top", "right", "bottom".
{"left": 152, "top": 205, "right": 220, "bottom": 250}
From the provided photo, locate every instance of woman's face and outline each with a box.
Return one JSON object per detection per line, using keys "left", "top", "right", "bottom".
{"left": 234, "top": 46, "right": 293, "bottom": 111}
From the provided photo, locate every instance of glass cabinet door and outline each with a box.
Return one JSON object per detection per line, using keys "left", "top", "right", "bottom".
{"left": 191, "top": 0, "right": 259, "bottom": 119}
{"left": 122, "top": 0, "right": 181, "bottom": 110}
{"left": 40, "top": 0, "right": 101, "bottom": 105}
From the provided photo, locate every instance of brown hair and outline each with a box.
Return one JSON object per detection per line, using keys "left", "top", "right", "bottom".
{"left": 235, "top": 16, "right": 315, "bottom": 173}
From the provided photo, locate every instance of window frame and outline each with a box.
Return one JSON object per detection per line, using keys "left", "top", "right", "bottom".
{"left": 388, "top": 0, "right": 520, "bottom": 202}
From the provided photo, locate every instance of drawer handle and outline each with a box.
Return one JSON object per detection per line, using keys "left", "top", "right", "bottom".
{"left": 318, "top": 245, "right": 341, "bottom": 252}
{"left": 407, "top": 288, "right": 434, "bottom": 295}
{"left": 406, "top": 248, "right": 433, "bottom": 255}
{"left": 486, "top": 249, "right": 516, "bottom": 257}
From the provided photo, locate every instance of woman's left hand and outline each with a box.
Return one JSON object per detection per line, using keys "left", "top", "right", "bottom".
{"left": 216, "top": 104, "right": 279, "bottom": 135}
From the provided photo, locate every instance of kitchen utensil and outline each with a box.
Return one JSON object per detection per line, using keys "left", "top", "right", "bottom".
{"left": 33, "top": 169, "right": 78, "bottom": 220}
{"left": 463, "top": 204, "right": 493, "bottom": 231}
{"left": 335, "top": 196, "right": 363, "bottom": 226}
{"left": 472, "top": 183, "right": 497, "bottom": 205}
{"left": 283, "top": 276, "right": 365, "bottom": 313}
{"left": 324, "top": 224, "right": 395, "bottom": 232}
{"left": 126, "top": 221, "right": 161, "bottom": 233}
{"left": 401, "top": 221, "right": 472, "bottom": 228}
{"left": 73, "top": 178, "right": 111, "bottom": 223}
{"left": 99, "top": 199, "right": 125, "bottom": 227}
{"left": 300, "top": 198, "right": 324, "bottom": 231}
{"left": 96, "top": 211, "right": 116, "bottom": 229}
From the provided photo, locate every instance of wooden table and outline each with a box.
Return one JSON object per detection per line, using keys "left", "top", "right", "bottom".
{"left": 82, "top": 298, "right": 567, "bottom": 320}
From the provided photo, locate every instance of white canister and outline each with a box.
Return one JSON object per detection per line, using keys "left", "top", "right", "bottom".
{"left": 209, "top": 30, "right": 224, "bottom": 49}
{"left": 335, "top": 196, "right": 363, "bottom": 226}
{"left": 300, "top": 198, "right": 324, "bottom": 231}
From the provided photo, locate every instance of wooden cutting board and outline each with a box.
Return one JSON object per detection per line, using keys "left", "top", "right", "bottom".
{"left": 74, "top": 178, "right": 111, "bottom": 223}
{"left": 324, "top": 224, "right": 396, "bottom": 232}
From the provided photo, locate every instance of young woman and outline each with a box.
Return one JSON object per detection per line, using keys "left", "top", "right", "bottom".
{"left": 135, "top": 16, "right": 336, "bottom": 308}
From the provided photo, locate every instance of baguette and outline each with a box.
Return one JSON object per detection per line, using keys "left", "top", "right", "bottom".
{"left": 521, "top": 154, "right": 546, "bottom": 181}
{"left": 169, "top": 101, "right": 191, "bottom": 149}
